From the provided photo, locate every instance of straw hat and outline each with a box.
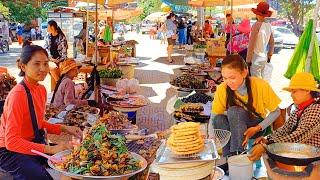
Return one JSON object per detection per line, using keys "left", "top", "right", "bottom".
{"left": 237, "top": 19, "right": 251, "bottom": 34}
{"left": 60, "top": 59, "right": 82, "bottom": 75}
{"left": 283, "top": 72, "right": 320, "bottom": 92}
{"left": 251, "top": 2, "right": 272, "bottom": 17}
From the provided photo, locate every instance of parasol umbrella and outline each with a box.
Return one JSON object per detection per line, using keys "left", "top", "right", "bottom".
{"left": 108, "top": 0, "right": 135, "bottom": 7}
{"left": 75, "top": 2, "right": 97, "bottom": 8}
{"left": 161, "top": 3, "right": 172, "bottom": 12}
{"left": 144, "top": 12, "right": 168, "bottom": 22}
{"left": 225, "top": 3, "right": 277, "bottom": 19}
{"left": 98, "top": 8, "right": 142, "bottom": 21}
{"left": 163, "top": 0, "right": 261, "bottom": 7}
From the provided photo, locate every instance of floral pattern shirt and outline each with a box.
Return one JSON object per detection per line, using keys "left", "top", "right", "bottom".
{"left": 45, "top": 33, "right": 68, "bottom": 63}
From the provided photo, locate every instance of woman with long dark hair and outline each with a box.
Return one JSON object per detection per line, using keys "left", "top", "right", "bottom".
{"left": 209, "top": 54, "right": 281, "bottom": 158}
{"left": 0, "top": 45, "right": 81, "bottom": 179}
{"left": 45, "top": 20, "right": 68, "bottom": 90}
{"left": 45, "top": 20, "right": 68, "bottom": 63}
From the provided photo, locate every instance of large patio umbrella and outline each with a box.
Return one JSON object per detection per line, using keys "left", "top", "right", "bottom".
{"left": 97, "top": 8, "right": 142, "bottom": 21}
{"left": 145, "top": 12, "right": 168, "bottom": 22}
{"left": 225, "top": 3, "right": 277, "bottom": 19}
{"left": 163, "top": 0, "right": 261, "bottom": 7}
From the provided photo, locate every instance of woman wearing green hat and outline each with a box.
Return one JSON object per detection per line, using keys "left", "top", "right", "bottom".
{"left": 249, "top": 72, "right": 320, "bottom": 161}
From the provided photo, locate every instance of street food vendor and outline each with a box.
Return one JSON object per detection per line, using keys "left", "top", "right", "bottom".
{"left": 51, "top": 59, "right": 96, "bottom": 108}
{"left": 45, "top": 20, "right": 68, "bottom": 64}
{"left": 209, "top": 54, "right": 281, "bottom": 157}
{"left": 203, "top": 20, "right": 213, "bottom": 38}
{"left": 249, "top": 72, "right": 320, "bottom": 161}
{"left": 0, "top": 45, "right": 81, "bottom": 179}
{"left": 45, "top": 20, "right": 68, "bottom": 89}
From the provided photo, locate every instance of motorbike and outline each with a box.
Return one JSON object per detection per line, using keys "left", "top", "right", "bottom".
{"left": 0, "top": 36, "right": 9, "bottom": 53}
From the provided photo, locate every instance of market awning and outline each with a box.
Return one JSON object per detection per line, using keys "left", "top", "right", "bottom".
{"left": 108, "top": 0, "right": 135, "bottom": 7}
{"left": 163, "top": 0, "right": 261, "bottom": 7}
{"left": 144, "top": 12, "right": 168, "bottom": 22}
{"left": 76, "top": 0, "right": 135, "bottom": 7}
{"left": 225, "top": 4, "right": 277, "bottom": 18}
{"left": 96, "top": 8, "right": 142, "bottom": 21}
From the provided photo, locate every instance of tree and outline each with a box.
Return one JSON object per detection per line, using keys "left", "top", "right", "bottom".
{"left": 278, "top": 0, "right": 315, "bottom": 35}
{"left": 42, "top": 0, "right": 68, "bottom": 11}
{"left": 0, "top": 2, "right": 9, "bottom": 18}
{"left": 138, "top": 0, "right": 162, "bottom": 20}
{"left": 4, "top": 1, "right": 46, "bottom": 24}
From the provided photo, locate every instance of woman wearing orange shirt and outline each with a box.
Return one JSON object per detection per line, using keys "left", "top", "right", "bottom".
{"left": 0, "top": 45, "right": 81, "bottom": 179}
{"left": 203, "top": 20, "right": 213, "bottom": 38}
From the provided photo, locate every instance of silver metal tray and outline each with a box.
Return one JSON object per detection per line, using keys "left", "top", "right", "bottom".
{"left": 155, "top": 139, "right": 219, "bottom": 165}
{"left": 48, "top": 150, "right": 148, "bottom": 179}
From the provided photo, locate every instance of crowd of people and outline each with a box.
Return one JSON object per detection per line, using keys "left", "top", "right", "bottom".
{"left": 0, "top": 1, "right": 319, "bottom": 178}
{"left": 0, "top": 18, "right": 100, "bottom": 178}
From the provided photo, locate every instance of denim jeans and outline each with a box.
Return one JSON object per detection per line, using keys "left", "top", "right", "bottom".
{"left": 213, "top": 106, "right": 263, "bottom": 157}
{"left": 0, "top": 148, "right": 53, "bottom": 180}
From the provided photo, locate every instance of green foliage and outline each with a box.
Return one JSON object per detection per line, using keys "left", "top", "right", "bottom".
{"left": 278, "top": 0, "right": 315, "bottom": 34}
{"left": 0, "top": 2, "right": 9, "bottom": 18}
{"left": 42, "top": 0, "right": 68, "bottom": 11}
{"left": 99, "top": 69, "right": 123, "bottom": 79}
{"left": 4, "top": 1, "right": 46, "bottom": 24}
{"left": 138, "top": 0, "right": 162, "bottom": 20}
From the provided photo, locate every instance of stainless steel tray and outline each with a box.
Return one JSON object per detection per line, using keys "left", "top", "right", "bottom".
{"left": 155, "top": 139, "right": 219, "bottom": 165}
{"left": 48, "top": 150, "right": 147, "bottom": 179}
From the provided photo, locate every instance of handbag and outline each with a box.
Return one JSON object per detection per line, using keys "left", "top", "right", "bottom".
{"left": 20, "top": 81, "right": 47, "bottom": 145}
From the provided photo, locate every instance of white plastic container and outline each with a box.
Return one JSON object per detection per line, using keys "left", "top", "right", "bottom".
{"left": 228, "top": 154, "right": 253, "bottom": 180}
{"left": 152, "top": 161, "right": 214, "bottom": 180}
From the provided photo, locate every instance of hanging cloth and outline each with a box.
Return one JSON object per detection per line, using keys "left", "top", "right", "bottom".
{"left": 103, "top": 25, "right": 113, "bottom": 43}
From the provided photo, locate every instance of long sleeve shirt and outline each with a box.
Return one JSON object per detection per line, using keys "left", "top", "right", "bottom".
{"left": 52, "top": 76, "right": 88, "bottom": 109}
{"left": 0, "top": 79, "right": 61, "bottom": 155}
{"left": 44, "top": 33, "right": 68, "bottom": 63}
{"left": 209, "top": 78, "right": 280, "bottom": 137}
{"left": 267, "top": 99, "right": 320, "bottom": 148}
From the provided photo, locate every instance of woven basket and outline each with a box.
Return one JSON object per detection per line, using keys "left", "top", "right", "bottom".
{"left": 119, "top": 64, "right": 136, "bottom": 79}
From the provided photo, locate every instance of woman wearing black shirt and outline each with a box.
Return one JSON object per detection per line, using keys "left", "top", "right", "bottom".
{"left": 45, "top": 20, "right": 68, "bottom": 90}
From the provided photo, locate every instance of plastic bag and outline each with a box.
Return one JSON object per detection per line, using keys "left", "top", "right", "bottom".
{"left": 116, "top": 78, "right": 140, "bottom": 94}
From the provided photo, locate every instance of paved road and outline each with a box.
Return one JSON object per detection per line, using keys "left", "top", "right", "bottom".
{"left": 0, "top": 34, "right": 294, "bottom": 106}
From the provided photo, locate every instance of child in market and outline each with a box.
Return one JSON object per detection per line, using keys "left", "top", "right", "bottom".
{"left": 51, "top": 59, "right": 96, "bottom": 108}
{"left": 0, "top": 45, "right": 82, "bottom": 179}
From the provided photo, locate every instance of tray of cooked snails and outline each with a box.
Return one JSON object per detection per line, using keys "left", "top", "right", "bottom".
{"left": 170, "top": 74, "right": 209, "bottom": 91}
{"left": 49, "top": 122, "right": 147, "bottom": 179}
